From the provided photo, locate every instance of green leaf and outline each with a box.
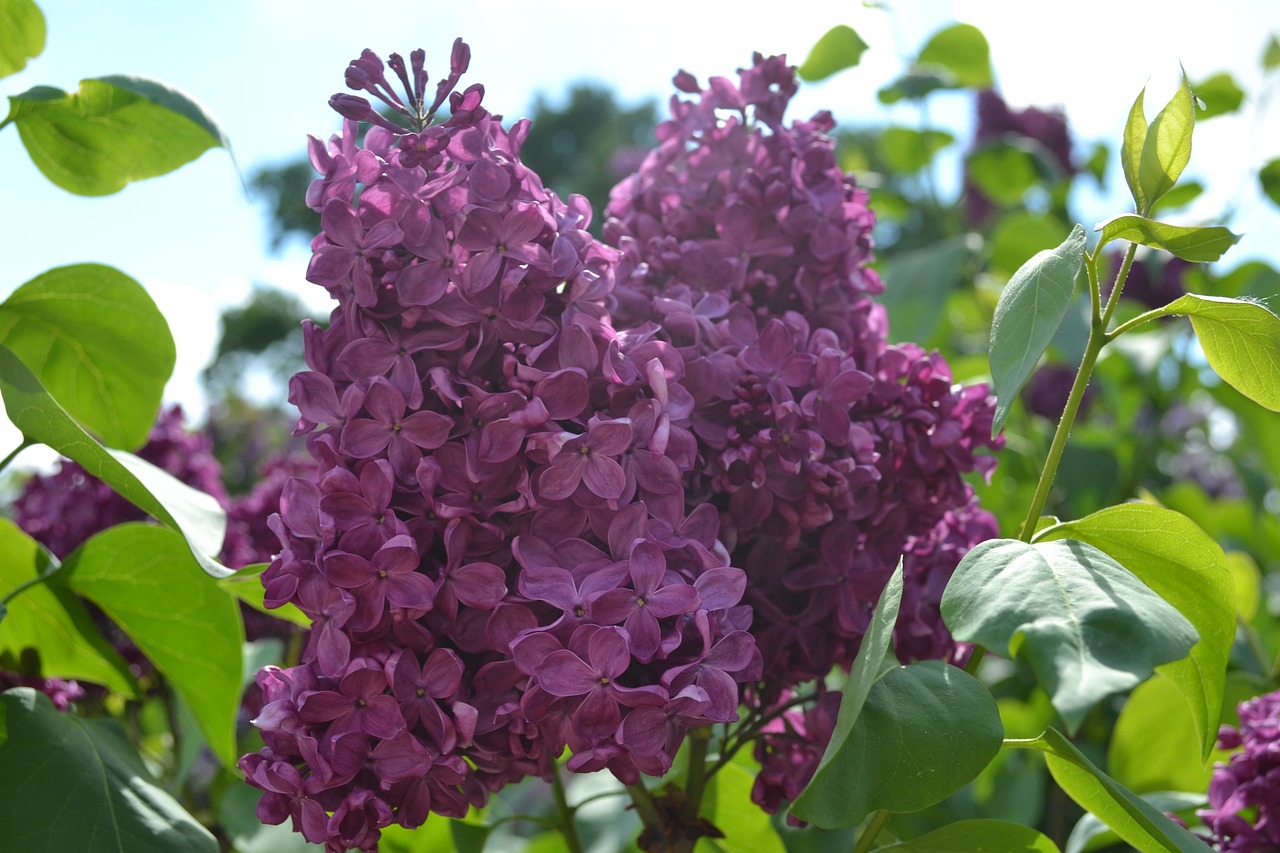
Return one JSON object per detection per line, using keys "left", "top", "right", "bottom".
{"left": 379, "top": 819, "right": 454, "bottom": 852}
{"left": 1108, "top": 676, "right": 1219, "bottom": 795}
{"left": 219, "top": 563, "right": 312, "bottom": 628}
{"left": 1264, "top": 34, "right": 1280, "bottom": 70}
{"left": 1011, "top": 728, "right": 1208, "bottom": 853}
{"left": 878, "top": 235, "right": 974, "bottom": 344}
{"left": 217, "top": 782, "right": 320, "bottom": 853}
{"left": 700, "top": 762, "right": 786, "bottom": 852}
{"left": 0, "top": 264, "right": 176, "bottom": 449}
{"left": 1095, "top": 215, "right": 1239, "bottom": 263}
{"left": 967, "top": 141, "right": 1054, "bottom": 206}
{"left": 877, "top": 127, "right": 955, "bottom": 174}
{"left": 7, "top": 75, "right": 228, "bottom": 195}
{"left": 917, "top": 23, "right": 993, "bottom": 88}
{"left": 1121, "top": 89, "right": 1150, "bottom": 213}
{"left": 0, "top": 518, "right": 136, "bottom": 695}
{"left": 987, "top": 212, "right": 1070, "bottom": 278}
{"left": 1191, "top": 72, "right": 1245, "bottom": 119}
{"left": 1259, "top": 158, "right": 1280, "bottom": 208}
{"left": 881, "top": 819, "right": 1060, "bottom": 852}
{"left": 1084, "top": 142, "right": 1109, "bottom": 185}
{"left": 1137, "top": 76, "right": 1196, "bottom": 214}
{"left": 0, "top": 0, "right": 44, "bottom": 79}
{"left": 988, "top": 224, "right": 1086, "bottom": 435}
{"left": 62, "top": 524, "right": 244, "bottom": 767}
{"left": 0, "top": 687, "right": 218, "bottom": 852}
{"left": 940, "top": 538, "right": 1198, "bottom": 732}
{"left": 798, "top": 25, "right": 870, "bottom": 82}
{"left": 1158, "top": 293, "right": 1280, "bottom": 411}
{"left": 1034, "top": 503, "right": 1234, "bottom": 759}
{"left": 1227, "top": 551, "right": 1261, "bottom": 621}
{"left": 1064, "top": 792, "right": 1205, "bottom": 853}
{"left": 0, "top": 343, "right": 229, "bottom": 577}
{"left": 450, "top": 819, "right": 492, "bottom": 853}
{"left": 877, "top": 72, "right": 949, "bottom": 104}
{"left": 793, "top": 660, "right": 1003, "bottom": 828}
{"left": 1149, "top": 180, "right": 1204, "bottom": 214}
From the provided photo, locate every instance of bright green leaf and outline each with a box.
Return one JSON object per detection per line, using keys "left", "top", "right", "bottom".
{"left": 878, "top": 235, "right": 974, "bottom": 344}
{"left": 1149, "top": 180, "right": 1204, "bottom": 214}
{"left": 700, "top": 762, "right": 786, "bottom": 852}
{"left": 1011, "top": 728, "right": 1208, "bottom": 853}
{"left": 451, "top": 819, "right": 492, "bottom": 853}
{"left": 877, "top": 126, "right": 955, "bottom": 174}
{"left": 1260, "top": 158, "right": 1280, "bottom": 208}
{"left": 794, "top": 660, "right": 1003, "bottom": 828}
{"left": 1121, "top": 89, "right": 1150, "bottom": 213}
{"left": 917, "top": 23, "right": 993, "bottom": 88}
{"left": 62, "top": 524, "right": 244, "bottom": 767}
{"left": 1158, "top": 293, "right": 1280, "bottom": 411}
{"left": 988, "top": 224, "right": 1085, "bottom": 435}
{"left": 1095, "top": 215, "right": 1240, "bottom": 263}
{"left": 1191, "top": 73, "right": 1245, "bottom": 119}
{"left": 0, "top": 688, "right": 218, "bottom": 852}
{"left": 0, "top": 264, "right": 176, "bottom": 449}
{"left": 968, "top": 142, "right": 1041, "bottom": 205}
{"left": 1034, "top": 503, "right": 1234, "bottom": 759}
{"left": 1109, "top": 676, "right": 1221, "bottom": 795}
{"left": 1227, "top": 551, "right": 1261, "bottom": 621}
{"left": 0, "top": 0, "right": 44, "bottom": 79}
{"left": 0, "top": 517, "right": 135, "bottom": 695}
{"left": 940, "top": 538, "right": 1198, "bottom": 732}
{"left": 7, "top": 75, "right": 228, "bottom": 196}
{"left": 1064, "top": 792, "right": 1205, "bottom": 853}
{"left": 217, "top": 782, "right": 320, "bottom": 853}
{"left": 881, "top": 819, "right": 1060, "bottom": 852}
{"left": 1137, "top": 76, "right": 1196, "bottom": 214}
{"left": 1264, "top": 35, "right": 1280, "bottom": 70}
{"left": 1084, "top": 142, "right": 1109, "bottom": 185}
{"left": 0, "top": 343, "right": 229, "bottom": 577}
{"left": 987, "top": 212, "right": 1070, "bottom": 278}
{"left": 798, "top": 25, "right": 870, "bottom": 82}
{"left": 219, "top": 563, "right": 312, "bottom": 628}
{"left": 379, "top": 819, "right": 454, "bottom": 852}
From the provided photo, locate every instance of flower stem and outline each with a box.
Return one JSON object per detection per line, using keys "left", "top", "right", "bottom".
{"left": 853, "top": 809, "right": 890, "bottom": 853}
{"left": 0, "top": 438, "right": 33, "bottom": 476}
{"left": 681, "top": 727, "right": 711, "bottom": 822}
{"left": 550, "top": 762, "right": 585, "bottom": 853}
{"left": 626, "top": 780, "right": 663, "bottom": 838}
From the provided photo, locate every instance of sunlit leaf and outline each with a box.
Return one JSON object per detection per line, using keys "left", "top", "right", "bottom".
{"left": 1227, "top": 551, "right": 1261, "bottom": 621}
{"left": 1035, "top": 503, "right": 1234, "bottom": 758}
{"left": 1108, "top": 675, "right": 1226, "bottom": 795}
{"left": 62, "top": 524, "right": 244, "bottom": 767}
{"left": 1064, "top": 792, "right": 1205, "bottom": 853}
{"left": 7, "top": 75, "right": 228, "bottom": 195}
{"left": 0, "top": 518, "right": 135, "bottom": 695}
{"left": 1260, "top": 158, "right": 1280, "bottom": 208}
{"left": 701, "top": 762, "right": 787, "bottom": 852}
{"left": 0, "top": 0, "right": 44, "bottom": 79}
{"left": 881, "top": 819, "right": 1060, "bottom": 852}
{"left": 0, "top": 264, "right": 176, "bottom": 449}
{"left": 1149, "top": 180, "right": 1204, "bottom": 214}
{"left": 968, "top": 141, "right": 1043, "bottom": 205}
{"left": 1121, "top": 89, "right": 1150, "bottom": 213}
{"left": 1136, "top": 76, "right": 1196, "bottom": 213}
{"left": 1010, "top": 728, "right": 1208, "bottom": 853}
{"left": 988, "top": 224, "right": 1085, "bottom": 435}
{"left": 941, "top": 538, "right": 1198, "bottom": 732}
{"left": 1263, "top": 34, "right": 1280, "bottom": 70}
{"left": 0, "top": 688, "right": 218, "bottom": 852}
{"left": 0, "top": 344, "right": 229, "bottom": 577}
{"left": 877, "top": 126, "right": 955, "bottom": 173}
{"left": 798, "top": 25, "right": 870, "bottom": 82}
{"left": 1158, "top": 293, "right": 1280, "bottom": 411}
{"left": 1191, "top": 72, "right": 1245, "bottom": 119}
{"left": 917, "top": 23, "right": 992, "bottom": 88}
{"left": 1095, "top": 215, "right": 1239, "bottom": 263}
{"left": 219, "top": 563, "right": 312, "bottom": 628}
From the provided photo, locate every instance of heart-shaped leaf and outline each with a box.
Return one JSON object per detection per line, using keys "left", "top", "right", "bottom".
{"left": 1159, "top": 294, "right": 1280, "bottom": 411}
{"left": 798, "top": 25, "right": 869, "bottom": 82}
{"left": 0, "top": 0, "right": 44, "bottom": 79}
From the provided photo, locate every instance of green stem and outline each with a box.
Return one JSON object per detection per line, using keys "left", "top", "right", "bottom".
{"left": 0, "top": 561, "right": 61, "bottom": 607}
{"left": 1106, "top": 305, "right": 1173, "bottom": 341}
{"left": 853, "top": 809, "right": 891, "bottom": 853}
{"left": 1015, "top": 329, "right": 1106, "bottom": 542}
{"left": 550, "top": 762, "right": 585, "bottom": 853}
{"left": 626, "top": 780, "right": 663, "bottom": 838}
{"left": 0, "top": 438, "right": 33, "bottom": 476}
{"left": 681, "top": 726, "right": 711, "bottom": 822}
{"left": 963, "top": 645, "right": 986, "bottom": 675}
{"left": 1100, "top": 242, "right": 1139, "bottom": 330}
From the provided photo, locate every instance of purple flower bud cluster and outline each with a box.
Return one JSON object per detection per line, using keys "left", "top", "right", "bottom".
{"left": 243, "top": 42, "right": 757, "bottom": 852}
{"left": 602, "top": 54, "right": 1001, "bottom": 814}
{"left": 1199, "top": 689, "right": 1280, "bottom": 851}
{"left": 0, "top": 671, "right": 85, "bottom": 712}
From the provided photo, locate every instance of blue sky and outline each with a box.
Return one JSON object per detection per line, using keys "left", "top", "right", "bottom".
{"left": 3, "top": 0, "right": 1279, "bottom": 461}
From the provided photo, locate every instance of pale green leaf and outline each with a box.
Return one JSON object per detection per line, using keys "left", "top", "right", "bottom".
{"left": 1160, "top": 293, "right": 1280, "bottom": 411}
{"left": 0, "top": 264, "right": 176, "bottom": 449}
{"left": 1095, "top": 215, "right": 1239, "bottom": 263}
{"left": 1136, "top": 76, "right": 1195, "bottom": 214}
{"left": 917, "top": 23, "right": 992, "bottom": 88}
{"left": 881, "top": 819, "right": 1060, "bottom": 852}
{"left": 798, "top": 25, "right": 870, "bottom": 82}
{"left": 0, "top": 0, "right": 44, "bottom": 79}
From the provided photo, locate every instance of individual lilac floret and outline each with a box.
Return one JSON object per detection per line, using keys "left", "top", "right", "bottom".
{"left": 1199, "top": 689, "right": 1280, "bottom": 851}
{"left": 242, "top": 41, "right": 755, "bottom": 852}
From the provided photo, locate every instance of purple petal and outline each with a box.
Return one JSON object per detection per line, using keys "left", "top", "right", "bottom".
{"left": 537, "top": 650, "right": 600, "bottom": 697}
{"left": 340, "top": 418, "right": 390, "bottom": 457}
{"left": 582, "top": 455, "right": 626, "bottom": 500}
{"left": 400, "top": 411, "right": 452, "bottom": 449}
{"left": 694, "top": 568, "right": 747, "bottom": 610}
{"left": 539, "top": 455, "right": 585, "bottom": 501}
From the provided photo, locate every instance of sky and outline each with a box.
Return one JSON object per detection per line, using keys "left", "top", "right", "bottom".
{"left": 2, "top": 0, "right": 1279, "bottom": 465}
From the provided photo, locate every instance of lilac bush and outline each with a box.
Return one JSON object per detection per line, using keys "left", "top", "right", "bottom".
{"left": 239, "top": 42, "right": 1000, "bottom": 850}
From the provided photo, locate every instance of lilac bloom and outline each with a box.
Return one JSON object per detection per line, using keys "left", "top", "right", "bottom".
{"left": 390, "top": 648, "right": 464, "bottom": 751}
{"left": 540, "top": 418, "right": 634, "bottom": 502}
{"left": 455, "top": 205, "right": 551, "bottom": 292}
{"left": 535, "top": 625, "right": 663, "bottom": 740}
{"left": 307, "top": 200, "right": 404, "bottom": 307}
{"left": 298, "top": 664, "right": 405, "bottom": 740}
{"left": 320, "top": 460, "right": 407, "bottom": 555}
{"left": 323, "top": 535, "right": 436, "bottom": 631}
{"left": 592, "top": 541, "right": 700, "bottom": 663}
{"left": 297, "top": 585, "right": 357, "bottom": 677}
{"left": 800, "top": 350, "right": 873, "bottom": 445}
{"left": 340, "top": 379, "right": 451, "bottom": 477}
{"left": 338, "top": 324, "right": 466, "bottom": 409}
{"left": 739, "top": 319, "right": 815, "bottom": 404}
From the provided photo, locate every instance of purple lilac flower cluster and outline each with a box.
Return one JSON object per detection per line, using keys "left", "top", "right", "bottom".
{"left": 1200, "top": 689, "right": 1280, "bottom": 851}
{"left": 964, "top": 89, "right": 1075, "bottom": 223}
{"left": 602, "top": 55, "right": 1000, "bottom": 810}
{"left": 241, "top": 43, "right": 758, "bottom": 852}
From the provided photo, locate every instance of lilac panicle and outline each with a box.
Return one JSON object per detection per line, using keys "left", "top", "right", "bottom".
{"left": 1199, "top": 689, "right": 1280, "bottom": 851}
{"left": 241, "top": 41, "right": 754, "bottom": 851}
